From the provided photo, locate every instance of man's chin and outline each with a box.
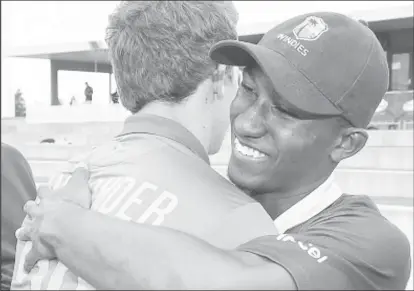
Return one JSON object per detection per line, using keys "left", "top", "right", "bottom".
{"left": 227, "top": 166, "right": 259, "bottom": 196}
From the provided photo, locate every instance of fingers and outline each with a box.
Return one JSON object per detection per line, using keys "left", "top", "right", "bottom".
{"left": 17, "top": 214, "right": 34, "bottom": 241}
{"left": 16, "top": 226, "right": 31, "bottom": 241}
{"left": 24, "top": 249, "right": 41, "bottom": 273}
{"left": 21, "top": 214, "right": 32, "bottom": 227}
{"left": 67, "top": 166, "right": 90, "bottom": 188}
{"left": 63, "top": 166, "right": 92, "bottom": 208}
{"left": 24, "top": 200, "right": 41, "bottom": 218}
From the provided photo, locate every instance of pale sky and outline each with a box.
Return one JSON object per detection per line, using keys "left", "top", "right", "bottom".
{"left": 1, "top": 1, "right": 413, "bottom": 117}
{"left": 2, "top": 1, "right": 412, "bottom": 49}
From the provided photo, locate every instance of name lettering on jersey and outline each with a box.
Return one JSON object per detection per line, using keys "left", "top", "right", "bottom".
{"left": 92, "top": 177, "right": 136, "bottom": 213}
{"left": 276, "top": 234, "right": 328, "bottom": 263}
{"left": 49, "top": 174, "right": 179, "bottom": 225}
{"left": 276, "top": 34, "right": 309, "bottom": 56}
{"left": 93, "top": 177, "right": 178, "bottom": 225}
{"left": 135, "top": 189, "right": 178, "bottom": 225}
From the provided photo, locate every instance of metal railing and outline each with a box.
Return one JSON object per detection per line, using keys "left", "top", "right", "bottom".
{"left": 369, "top": 120, "right": 413, "bottom": 130}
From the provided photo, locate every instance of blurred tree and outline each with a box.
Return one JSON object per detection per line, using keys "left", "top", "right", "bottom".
{"left": 14, "top": 89, "right": 26, "bottom": 117}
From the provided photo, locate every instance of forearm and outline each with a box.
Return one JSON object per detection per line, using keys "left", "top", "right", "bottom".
{"left": 45, "top": 203, "right": 245, "bottom": 290}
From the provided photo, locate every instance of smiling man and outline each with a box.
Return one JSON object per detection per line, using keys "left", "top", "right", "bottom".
{"left": 18, "top": 11, "right": 411, "bottom": 290}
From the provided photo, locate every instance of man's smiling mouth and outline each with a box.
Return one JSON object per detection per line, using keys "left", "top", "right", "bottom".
{"left": 233, "top": 137, "right": 267, "bottom": 159}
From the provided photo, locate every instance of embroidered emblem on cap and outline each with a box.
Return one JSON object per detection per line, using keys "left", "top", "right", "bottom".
{"left": 293, "top": 16, "right": 328, "bottom": 41}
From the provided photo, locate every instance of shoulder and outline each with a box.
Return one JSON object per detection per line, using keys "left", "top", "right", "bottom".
{"left": 325, "top": 195, "right": 412, "bottom": 278}
{"left": 320, "top": 194, "right": 410, "bottom": 253}
{"left": 1, "top": 143, "right": 32, "bottom": 176}
{"left": 1, "top": 143, "right": 37, "bottom": 212}
{"left": 1, "top": 143, "right": 27, "bottom": 164}
{"left": 237, "top": 194, "right": 412, "bottom": 290}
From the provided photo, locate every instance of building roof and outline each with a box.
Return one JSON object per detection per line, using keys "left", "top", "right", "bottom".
{"left": 6, "top": 40, "right": 109, "bottom": 63}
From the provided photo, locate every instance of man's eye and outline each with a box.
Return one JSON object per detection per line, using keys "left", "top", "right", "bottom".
{"left": 241, "top": 83, "right": 255, "bottom": 94}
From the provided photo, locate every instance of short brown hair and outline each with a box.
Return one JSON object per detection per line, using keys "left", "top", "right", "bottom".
{"left": 106, "top": 1, "right": 239, "bottom": 113}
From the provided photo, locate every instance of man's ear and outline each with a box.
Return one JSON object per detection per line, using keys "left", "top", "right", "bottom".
{"left": 330, "top": 127, "right": 368, "bottom": 163}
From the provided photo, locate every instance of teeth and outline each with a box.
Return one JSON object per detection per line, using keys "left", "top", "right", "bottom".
{"left": 234, "top": 138, "right": 265, "bottom": 158}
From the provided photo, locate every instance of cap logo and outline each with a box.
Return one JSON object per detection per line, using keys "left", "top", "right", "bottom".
{"left": 293, "top": 16, "right": 328, "bottom": 41}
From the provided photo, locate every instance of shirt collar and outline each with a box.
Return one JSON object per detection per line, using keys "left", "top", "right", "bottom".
{"left": 118, "top": 113, "right": 210, "bottom": 164}
{"left": 274, "top": 174, "right": 343, "bottom": 233}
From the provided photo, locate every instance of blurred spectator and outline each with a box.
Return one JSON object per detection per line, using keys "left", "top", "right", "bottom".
{"left": 84, "top": 82, "right": 93, "bottom": 103}
{"left": 69, "top": 96, "right": 77, "bottom": 106}
{"left": 14, "top": 89, "right": 26, "bottom": 117}
{"left": 111, "top": 90, "right": 119, "bottom": 104}
{"left": 1, "top": 143, "right": 37, "bottom": 290}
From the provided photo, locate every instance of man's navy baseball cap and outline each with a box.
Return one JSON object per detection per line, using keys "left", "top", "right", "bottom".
{"left": 210, "top": 12, "right": 389, "bottom": 128}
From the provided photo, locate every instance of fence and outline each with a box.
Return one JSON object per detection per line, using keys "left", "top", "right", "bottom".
{"left": 370, "top": 120, "right": 413, "bottom": 130}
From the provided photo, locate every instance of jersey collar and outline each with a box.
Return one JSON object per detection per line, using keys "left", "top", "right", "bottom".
{"left": 274, "top": 174, "right": 343, "bottom": 233}
{"left": 118, "top": 113, "right": 210, "bottom": 164}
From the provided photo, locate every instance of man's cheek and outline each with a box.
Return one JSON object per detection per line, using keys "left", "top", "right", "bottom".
{"left": 283, "top": 123, "right": 319, "bottom": 149}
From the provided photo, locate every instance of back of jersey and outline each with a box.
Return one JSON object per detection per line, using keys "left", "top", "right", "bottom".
{"left": 12, "top": 133, "right": 277, "bottom": 290}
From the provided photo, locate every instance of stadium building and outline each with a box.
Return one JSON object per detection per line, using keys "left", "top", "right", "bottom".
{"left": 6, "top": 4, "right": 413, "bottom": 127}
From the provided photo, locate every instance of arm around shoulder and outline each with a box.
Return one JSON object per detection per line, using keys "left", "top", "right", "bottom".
{"left": 45, "top": 203, "right": 296, "bottom": 290}
{"left": 212, "top": 250, "right": 297, "bottom": 290}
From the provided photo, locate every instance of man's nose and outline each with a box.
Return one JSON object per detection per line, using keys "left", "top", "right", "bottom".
{"left": 233, "top": 104, "right": 266, "bottom": 138}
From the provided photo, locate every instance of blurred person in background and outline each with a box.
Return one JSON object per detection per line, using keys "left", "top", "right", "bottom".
{"left": 14, "top": 89, "right": 26, "bottom": 117}
{"left": 1, "top": 143, "right": 37, "bottom": 290}
{"left": 69, "top": 96, "right": 77, "bottom": 106}
{"left": 84, "top": 82, "right": 93, "bottom": 103}
{"left": 16, "top": 9, "right": 412, "bottom": 291}
{"left": 110, "top": 90, "right": 119, "bottom": 104}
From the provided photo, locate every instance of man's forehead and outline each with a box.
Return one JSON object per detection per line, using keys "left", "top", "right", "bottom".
{"left": 239, "top": 67, "right": 344, "bottom": 121}
{"left": 242, "top": 66, "right": 277, "bottom": 96}
{"left": 241, "top": 66, "right": 324, "bottom": 119}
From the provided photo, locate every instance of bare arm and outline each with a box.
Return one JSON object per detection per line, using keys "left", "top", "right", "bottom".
{"left": 35, "top": 202, "right": 296, "bottom": 290}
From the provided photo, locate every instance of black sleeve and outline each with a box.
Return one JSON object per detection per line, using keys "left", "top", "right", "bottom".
{"left": 1, "top": 143, "right": 37, "bottom": 290}
{"left": 237, "top": 198, "right": 412, "bottom": 290}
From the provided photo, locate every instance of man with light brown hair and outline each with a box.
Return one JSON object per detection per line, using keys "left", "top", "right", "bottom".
{"left": 12, "top": 2, "right": 278, "bottom": 290}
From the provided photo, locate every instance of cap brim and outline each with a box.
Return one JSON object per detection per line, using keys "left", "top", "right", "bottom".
{"left": 210, "top": 40, "right": 342, "bottom": 117}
